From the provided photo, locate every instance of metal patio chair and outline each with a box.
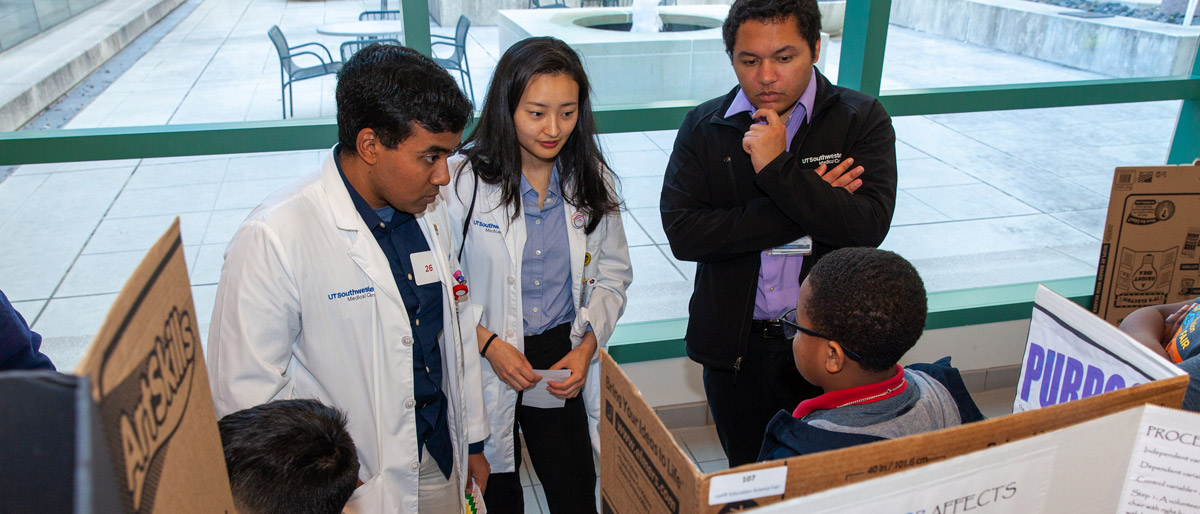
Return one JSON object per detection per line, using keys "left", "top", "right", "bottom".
{"left": 431, "top": 15, "right": 475, "bottom": 105}
{"left": 359, "top": 10, "right": 401, "bottom": 20}
{"left": 340, "top": 38, "right": 403, "bottom": 62}
{"left": 529, "top": 0, "right": 569, "bottom": 7}
{"left": 355, "top": 10, "right": 404, "bottom": 41}
{"left": 268, "top": 25, "right": 341, "bottom": 119}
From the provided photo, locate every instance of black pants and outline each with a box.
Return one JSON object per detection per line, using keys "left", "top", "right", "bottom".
{"left": 483, "top": 323, "right": 597, "bottom": 514}
{"left": 702, "top": 331, "right": 822, "bottom": 467}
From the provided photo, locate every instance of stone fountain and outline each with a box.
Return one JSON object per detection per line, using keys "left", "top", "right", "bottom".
{"left": 499, "top": 5, "right": 735, "bottom": 106}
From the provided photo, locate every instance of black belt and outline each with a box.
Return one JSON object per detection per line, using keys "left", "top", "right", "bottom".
{"left": 750, "top": 319, "right": 787, "bottom": 339}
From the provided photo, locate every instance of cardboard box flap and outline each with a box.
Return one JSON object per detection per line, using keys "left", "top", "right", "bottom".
{"left": 600, "top": 350, "right": 702, "bottom": 514}
{"left": 1093, "top": 162, "right": 1200, "bottom": 324}
{"left": 752, "top": 404, "right": 1200, "bottom": 513}
{"left": 1015, "top": 285, "right": 1184, "bottom": 413}
{"left": 75, "top": 219, "right": 234, "bottom": 514}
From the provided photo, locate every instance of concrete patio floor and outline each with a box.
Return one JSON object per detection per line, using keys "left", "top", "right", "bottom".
{"left": 0, "top": 1, "right": 1184, "bottom": 376}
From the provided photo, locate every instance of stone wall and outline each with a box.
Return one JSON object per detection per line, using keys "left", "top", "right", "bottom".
{"left": 889, "top": 0, "right": 1199, "bottom": 77}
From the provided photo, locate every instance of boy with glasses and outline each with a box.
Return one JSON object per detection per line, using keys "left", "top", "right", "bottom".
{"left": 759, "top": 248, "right": 985, "bottom": 461}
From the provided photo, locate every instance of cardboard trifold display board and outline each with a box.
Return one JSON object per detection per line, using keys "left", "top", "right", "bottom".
{"left": 752, "top": 404, "right": 1200, "bottom": 513}
{"left": 1093, "top": 162, "right": 1200, "bottom": 325}
{"left": 75, "top": 219, "right": 235, "bottom": 514}
{"left": 600, "top": 344, "right": 1187, "bottom": 511}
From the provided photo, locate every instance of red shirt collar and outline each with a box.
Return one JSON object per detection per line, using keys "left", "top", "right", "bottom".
{"left": 792, "top": 365, "right": 907, "bottom": 419}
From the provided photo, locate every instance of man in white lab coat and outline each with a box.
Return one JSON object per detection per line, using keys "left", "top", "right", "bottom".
{"left": 207, "top": 44, "right": 490, "bottom": 513}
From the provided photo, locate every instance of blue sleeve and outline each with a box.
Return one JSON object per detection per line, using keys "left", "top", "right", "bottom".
{"left": 908, "top": 357, "right": 985, "bottom": 423}
{"left": 0, "top": 290, "right": 55, "bottom": 372}
{"left": 469, "top": 440, "right": 485, "bottom": 455}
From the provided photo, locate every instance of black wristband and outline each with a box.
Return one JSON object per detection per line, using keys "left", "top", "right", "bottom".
{"left": 481, "top": 334, "right": 498, "bottom": 357}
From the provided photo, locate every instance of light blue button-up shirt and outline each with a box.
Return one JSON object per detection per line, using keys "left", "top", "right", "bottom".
{"left": 520, "top": 168, "right": 575, "bottom": 336}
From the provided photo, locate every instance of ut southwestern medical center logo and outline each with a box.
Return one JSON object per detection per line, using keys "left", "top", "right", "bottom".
{"left": 328, "top": 286, "right": 375, "bottom": 302}
{"left": 472, "top": 219, "right": 501, "bottom": 234}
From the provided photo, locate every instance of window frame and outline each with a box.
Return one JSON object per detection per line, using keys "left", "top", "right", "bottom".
{"left": 0, "top": 0, "right": 1196, "bottom": 364}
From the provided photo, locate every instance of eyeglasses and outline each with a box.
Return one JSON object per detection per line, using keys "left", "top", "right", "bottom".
{"left": 780, "top": 308, "right": 864, "bottom": 362}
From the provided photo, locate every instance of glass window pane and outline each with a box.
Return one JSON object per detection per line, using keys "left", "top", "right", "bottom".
{"left": 13, "top": 0, "right": 386, "bottom": 126}
{"left": 880, "top": 0, "right": 1197, "bottom": 89}
{"left": 884, "top": 100, "right": 1181, "bottom": 292}
{"left": 0, "top": 149, "right": 325, "bottom": 370}
{"left": 0, "top": 105, "right": 1183, "bottom": 357}
{"left": 602, "top": 130, "right": 692, "bottom": 323}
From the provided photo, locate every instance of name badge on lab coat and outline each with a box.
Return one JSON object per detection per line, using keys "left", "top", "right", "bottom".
{"left": 410, "top": 251, "right": 438, "bottom": 285}
{"left": 767, "top": 236, "right": 812, "bottom": 256}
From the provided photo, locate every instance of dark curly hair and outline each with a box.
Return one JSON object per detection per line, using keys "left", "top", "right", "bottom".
{"left": 722, "top": 0, "right": 822, "bottom": 56}
{"left": 805, "top": 248, "right": 927, "bottom": 373}
{"left": 461, "top": 36, "right": 619, "bottom": 234}
{"left": 219, "top": 399, "right": 360, "bottom": 514}
{"left": 335, "top": 44, "right": 472, "bottom": 155}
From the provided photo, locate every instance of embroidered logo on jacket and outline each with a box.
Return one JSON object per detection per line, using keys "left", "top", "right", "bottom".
{"left": 327, "top": 286, "right": 375, "bottom": 302}
{"left": 472, "top": 219, "right": 501, "bottom": 234}
{"left": 800, "top": 153, "right": 843, "bottom": 166}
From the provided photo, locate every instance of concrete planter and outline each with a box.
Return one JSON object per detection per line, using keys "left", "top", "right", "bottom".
{"left": 500, "top": 5, "right": 833, "bottom": 106}
{"left": 820, "top": 0, "right": 847, "bottom": 37}
{"left": 500, "top": 5, "right": 735, "bottom": 105}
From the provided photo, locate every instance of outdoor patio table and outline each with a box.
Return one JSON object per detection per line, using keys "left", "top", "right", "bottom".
{"left": 316, "top": 20, "right": 406, "bottom": 42}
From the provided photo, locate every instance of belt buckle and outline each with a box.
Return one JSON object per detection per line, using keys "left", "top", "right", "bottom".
{"left": 755, "top": 319, "right": 784, "bottom": 339}
{"left": 767, "top": 319, "right": 784, "bottom": 339}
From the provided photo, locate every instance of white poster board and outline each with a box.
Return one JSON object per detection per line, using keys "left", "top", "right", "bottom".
{"left": 1014, "top": 285, "right": 1183, "bottom": 413}
{"left": 752, "top": 405, "right": 1200, "bottom": 514}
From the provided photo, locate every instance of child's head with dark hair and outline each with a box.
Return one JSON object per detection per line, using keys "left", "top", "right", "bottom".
{"left": 722, "top": 0, "right": 822, "bottom": 56}
{"left": 218, "top": 399, "right": 360, "bottom": 514}
{"left": 791, "top": 248, "right": 927, "bottom": 389}
{"left": 335, "top": 43, "right": 472, "bottom": 155}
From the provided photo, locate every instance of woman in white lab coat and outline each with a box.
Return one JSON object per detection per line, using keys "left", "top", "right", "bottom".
{"left": 441, "top": 37, "right": 633, "bottom": 513}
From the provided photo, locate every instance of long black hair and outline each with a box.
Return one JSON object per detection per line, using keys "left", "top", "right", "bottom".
{"left": 461, "top": 36, "right": 619, "bottom": 234}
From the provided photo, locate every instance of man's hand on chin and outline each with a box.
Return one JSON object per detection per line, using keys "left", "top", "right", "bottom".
{"left": 743, "top": 108, "right": 788, "bottom": 173}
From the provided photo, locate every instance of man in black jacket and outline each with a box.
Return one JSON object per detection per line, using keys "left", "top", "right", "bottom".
{"left": 660, "top": 0, "right": 897, "bottom": 466}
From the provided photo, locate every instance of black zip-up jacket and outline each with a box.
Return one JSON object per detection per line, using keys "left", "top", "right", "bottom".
{"left": 660, "top": 69, "right": 897, "bottom": 372}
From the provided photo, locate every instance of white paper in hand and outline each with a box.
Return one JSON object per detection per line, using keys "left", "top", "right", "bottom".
{"left": 521, "top": 369, "right": 571, "bottom": 409}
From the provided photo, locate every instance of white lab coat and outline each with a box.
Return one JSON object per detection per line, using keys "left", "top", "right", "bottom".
{"left": 440, "top": 154, "right": 633, "bottom": 473}
{"left": 207, "top": 150, "right": 488, "bottom": 514}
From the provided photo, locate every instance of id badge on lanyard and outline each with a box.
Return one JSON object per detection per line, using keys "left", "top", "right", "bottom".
{"left": 766, "top": 235, "right": 812, "bottom": 256}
